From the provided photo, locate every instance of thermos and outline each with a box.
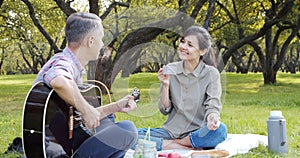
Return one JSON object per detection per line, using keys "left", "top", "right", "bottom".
{"left": 267, "top": 111, "right": 288, "bottom": 155}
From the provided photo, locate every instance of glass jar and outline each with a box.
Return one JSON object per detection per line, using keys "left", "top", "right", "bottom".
{"left": 143, "top": 140, "right": 157, "bottom": 158}
{"left": 133, "top": 139, "right": 144, "bottom": 158}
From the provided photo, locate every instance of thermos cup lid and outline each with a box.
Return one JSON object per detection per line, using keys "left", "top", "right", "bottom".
{"left": 270, "top": 111, "right": 282, "bottom": 117}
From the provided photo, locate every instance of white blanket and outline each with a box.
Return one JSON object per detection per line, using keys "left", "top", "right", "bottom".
{"left": 125, "top": 134, "right": 268, "bottom": 157}
{"left": 215, "top": 134, "right": 268, "bottom": 157}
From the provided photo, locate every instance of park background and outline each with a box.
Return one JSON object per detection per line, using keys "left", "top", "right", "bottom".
{"left": 0, "top": 0, "right": 300, "bottom": 157}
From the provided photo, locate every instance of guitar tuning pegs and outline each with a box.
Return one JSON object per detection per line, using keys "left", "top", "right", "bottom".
{"left": 131, "top": 87, "right": 140, "bottom": 103}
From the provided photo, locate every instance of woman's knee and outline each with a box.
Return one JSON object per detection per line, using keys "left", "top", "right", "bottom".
{"left": 190, "top": 122, "right": 227, "bottom": 148}
{"left": 218, "top": 122, "right": 227, "bottom": 140}
{"left": 211, "top": 122, "right": 227, "bottom": 146}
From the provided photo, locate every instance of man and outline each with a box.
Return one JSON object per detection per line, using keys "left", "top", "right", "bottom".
{"left": 34, "top": 12, "right": 137, "bottom": 158}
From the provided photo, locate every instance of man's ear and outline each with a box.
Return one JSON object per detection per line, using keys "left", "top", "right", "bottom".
{"left": 87, "top": 36, "right": 94, "bottom": 48}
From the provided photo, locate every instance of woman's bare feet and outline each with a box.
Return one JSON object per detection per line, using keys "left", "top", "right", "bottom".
{"left": 162, "top": 135, "right": 202, "bottom": 150}
{"left": 162, "top": 139, "right": 194, "bottom": 150}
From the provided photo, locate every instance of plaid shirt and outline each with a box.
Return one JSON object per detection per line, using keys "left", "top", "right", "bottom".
{"left": 34, "top": 48, "right": 85, "bottom": 87}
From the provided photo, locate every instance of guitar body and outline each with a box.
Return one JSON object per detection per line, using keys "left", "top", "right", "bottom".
{"left": 22, "top": 82, "right": 102, "bottom": 158}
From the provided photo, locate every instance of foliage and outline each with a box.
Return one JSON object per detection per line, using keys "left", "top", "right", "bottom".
{"left": 212, "top": 0, "right": 300, "bottom": 83}
{"left": 0, "top": 0, "right": 66, "bottom": 74}
{"left": 1, "top": 0, "right": 300, "bottom": 84}
{"left": 1, "top": 73, "right": 300, "bottom": 157}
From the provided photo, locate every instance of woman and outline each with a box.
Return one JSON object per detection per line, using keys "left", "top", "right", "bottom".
{"left": 137, "top": 26, "right": 227, "bottom": 151}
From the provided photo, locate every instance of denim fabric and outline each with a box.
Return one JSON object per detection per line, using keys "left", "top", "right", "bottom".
{"left": 73, "top": 114, "right": 138, "bottom": 158}
{"left": 190, "top": 122, "right": 227, "bottom": 148}
{"left": 132, "top": 128, "right": 171, "bottom": 151}
{"left": 133, "top": 122, "right": 227, "bottom": 151}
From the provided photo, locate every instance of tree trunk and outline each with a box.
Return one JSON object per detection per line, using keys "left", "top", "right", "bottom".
{"left": 95, "top": 59, "right": 113, "bottom": 94}
{"left": 87, "top": 61, "right": 97, "bottom": 80}
{"left": 95, "top": 48, "right": 113, "bottom": 93}
{"left": 263, "top": 70, "right": 277, "bottom": 84}
{"left": 0, "top": 49, "right": 4, "bottom": 74}
{"left": 22, "top": 0, "right": 59, "bottom": 52}
{"left": 264, "top": 14, "right": 277, "bottom": 84}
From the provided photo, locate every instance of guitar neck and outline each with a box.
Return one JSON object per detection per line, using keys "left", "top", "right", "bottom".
{"left": 94, "top": 87, "right": 140, "bottom": 119}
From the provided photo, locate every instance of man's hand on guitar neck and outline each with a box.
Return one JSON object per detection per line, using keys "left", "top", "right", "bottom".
{"left": 98, "top": 95, "right": 137, "bottom": 118}
{"left": 50, "top": 76, "right": 101, "bottom": 129}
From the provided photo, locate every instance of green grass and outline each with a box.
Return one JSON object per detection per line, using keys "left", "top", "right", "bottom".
{"left": 0, "top": 74, "right": 35, "bottom": 158}
{"left": 0, "top": 73, "right": 299, "bottom": 157}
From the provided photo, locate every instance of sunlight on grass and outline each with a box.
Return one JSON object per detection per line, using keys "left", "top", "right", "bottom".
{"left": 1, "top": 73, "right": 300, "bottom": 157}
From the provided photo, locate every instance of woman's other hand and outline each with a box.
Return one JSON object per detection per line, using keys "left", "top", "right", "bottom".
{"left": 207, "top": 113, "right": 220, "bottom": 130}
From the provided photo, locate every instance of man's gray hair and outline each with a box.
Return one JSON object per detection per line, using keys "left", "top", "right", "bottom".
{"left": 65, "top": 12, "right": 102, "bottom": 46}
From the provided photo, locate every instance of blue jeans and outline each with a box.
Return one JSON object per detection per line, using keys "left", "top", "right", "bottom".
{"left": 73, "top": 114, "right": 138, "bottom": 158}
{"left": 133, "top": 122, "right": 227, "bottom": 151}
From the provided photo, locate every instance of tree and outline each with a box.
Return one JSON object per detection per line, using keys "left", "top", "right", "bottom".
{"left": 101, "top": 0, "right": 218, "bottom": 87}
{"left": 0, "top": 46, "right": 7, "bottom": 73}
{"left": 214, "top": 0, "right": 299, "bottom": 84}
{"left": 0, "top": 0, "right": 66, "bottom": 74}
{"left": 263, "top": 1, "right": 300, "bottom": 84}
{"left": 284, "top": 45, "right": 300, "bottom": 73}
{"left": 2, "top": 0, "right": 300, "bottom": 86}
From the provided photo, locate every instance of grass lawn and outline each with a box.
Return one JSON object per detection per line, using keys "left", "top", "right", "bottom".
{"left": 0, "top": 72, "right": 299, "bottom": 157}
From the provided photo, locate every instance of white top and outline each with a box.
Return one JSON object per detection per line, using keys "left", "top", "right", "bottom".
{"left": 270, "top": 111, "right": 282, "bottom": 117}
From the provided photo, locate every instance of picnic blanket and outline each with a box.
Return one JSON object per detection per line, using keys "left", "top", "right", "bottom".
{"left": 215, "top": 133, "right": 268, "bottom": 157}
{"left": 125, "top": 133, "right": 268, "bottom": 157}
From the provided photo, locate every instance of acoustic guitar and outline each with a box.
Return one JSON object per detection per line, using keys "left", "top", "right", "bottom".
{"left": 22, "top": 81, "right": 140, "bottom": 157}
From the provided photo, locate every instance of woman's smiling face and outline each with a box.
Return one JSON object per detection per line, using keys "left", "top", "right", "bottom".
{"left": 178, "top": 35, "right": 203, "bottom": 62}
